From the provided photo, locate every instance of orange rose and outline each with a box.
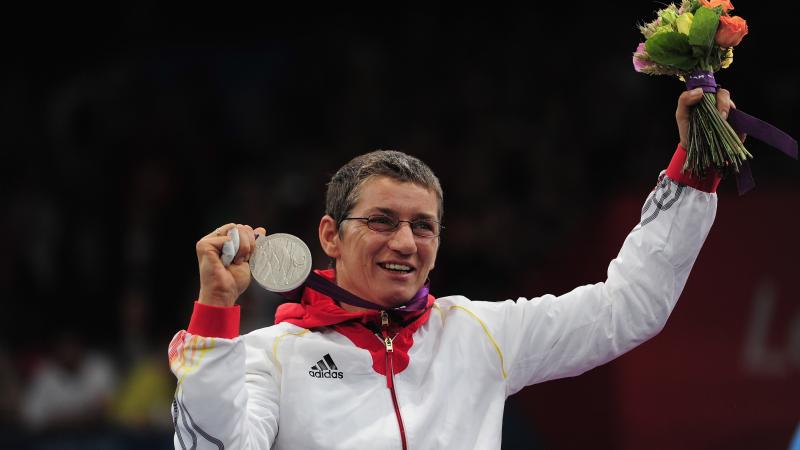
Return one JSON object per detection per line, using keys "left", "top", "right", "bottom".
{"left": 716, "top": 15, "right": 748, "bottom": 47}
{"left": 700, "top": 0, "right": 734, "bottom": 12}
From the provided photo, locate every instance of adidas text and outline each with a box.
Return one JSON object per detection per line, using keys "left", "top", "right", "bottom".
{"left": 309, "top": 354, "right": 344, "bottom": 379}
{"left": 308, "top": 369, "right": 344, "bottom": 379}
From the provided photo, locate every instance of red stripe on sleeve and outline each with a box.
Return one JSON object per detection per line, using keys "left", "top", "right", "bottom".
{"left": 187, "top": 301, "right": 240, "bottom": 339}
{"left": 665, "top": 144, "right": 721, "bottom": 193}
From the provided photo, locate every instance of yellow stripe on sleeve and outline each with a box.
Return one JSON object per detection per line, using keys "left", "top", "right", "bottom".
{"left": 272, "top": 329, "right": 310, "bottom": 369}
{"left": 176, "top": 336, "right": 216, "bottom": 387}
{"left": 449, "top": 306, "right": 508, "bottom": 380}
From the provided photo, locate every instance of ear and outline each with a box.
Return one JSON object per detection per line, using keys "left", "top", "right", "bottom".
{"left": 318, "top": 215, "right": 341, "bottom": 259}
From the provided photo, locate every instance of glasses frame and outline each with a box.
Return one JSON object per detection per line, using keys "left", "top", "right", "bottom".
{"left": 339, "top": 214, "right": 444, "bottom": 238}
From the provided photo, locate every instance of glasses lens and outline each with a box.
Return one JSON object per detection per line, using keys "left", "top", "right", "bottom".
{"left": 367, "top": 215, "right": 398, "bottom": 232}
{"left": 364, "top": 215, "right": 440, "bottom": 237}
{"left": 411, "top": 220, "right": 438, "bottom": 237}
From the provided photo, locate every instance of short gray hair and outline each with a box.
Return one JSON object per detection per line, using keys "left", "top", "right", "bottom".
{"left": 325, "top": 150, "right": 443, "bottom": 227}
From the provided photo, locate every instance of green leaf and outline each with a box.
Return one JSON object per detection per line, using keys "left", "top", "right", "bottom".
{"left": 688, "top": 7, "right": 720, "bottom": 52}
{"left": 645, "top": 32, "right": 696, "bottom": 71}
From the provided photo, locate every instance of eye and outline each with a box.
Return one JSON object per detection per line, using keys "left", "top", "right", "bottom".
{"left": 368, "top": 215, "right": 397, "bottom": 231}
{"left": 412, "top": 220, "right": 437, "bottom": 236}
{"left": 412, "top": 220, "right": 434, "bottom": 231}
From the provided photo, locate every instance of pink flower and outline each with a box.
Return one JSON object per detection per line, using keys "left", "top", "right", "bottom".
{"left": 632, "top": 43, "right": 654, "bottom": 73}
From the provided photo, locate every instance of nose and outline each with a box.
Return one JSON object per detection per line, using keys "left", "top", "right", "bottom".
{"left": 387, "top": 222, "right": 417, "bottom": 255}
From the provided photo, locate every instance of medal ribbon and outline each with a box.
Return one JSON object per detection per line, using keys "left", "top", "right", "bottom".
{"left": 685, "top": 71, "right": 798, "bottom": 195}
{"left": 285, "top": 271, "right": 431, "bottom": 312}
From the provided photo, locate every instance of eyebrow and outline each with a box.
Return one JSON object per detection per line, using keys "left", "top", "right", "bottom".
{"left": 367, "top": 207, "right": 437, "bottom": 221}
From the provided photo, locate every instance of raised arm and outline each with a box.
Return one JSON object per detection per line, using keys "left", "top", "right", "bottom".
{"left": 477, "top": 89, "right": 735, "bottom": 394}
{"left": 169, "top": 223, "right": 280, "bottom": 449}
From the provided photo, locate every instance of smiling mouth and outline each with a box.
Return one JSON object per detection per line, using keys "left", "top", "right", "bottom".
{"left": 378, "top": 263, "right": 414, "bottom": 274}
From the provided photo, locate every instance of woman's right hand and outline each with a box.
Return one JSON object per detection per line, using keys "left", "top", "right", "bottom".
{"left": 196, "top": 223, "right": 266, "bottom": 307}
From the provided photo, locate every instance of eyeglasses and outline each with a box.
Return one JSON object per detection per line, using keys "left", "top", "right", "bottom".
{"left": 339, "top": 214, "right": 444, "bottom": 238}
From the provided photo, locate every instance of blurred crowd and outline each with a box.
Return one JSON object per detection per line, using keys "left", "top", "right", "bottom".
{"left": 0, "top": 288, "right": 173, "bottom": 449}
{"left": 1, "top": 5, "right": 797, "bottom": 449}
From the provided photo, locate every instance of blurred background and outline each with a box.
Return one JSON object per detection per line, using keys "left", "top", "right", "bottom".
{"left": 1, "top": 3, "right": 798, "bottom": 449}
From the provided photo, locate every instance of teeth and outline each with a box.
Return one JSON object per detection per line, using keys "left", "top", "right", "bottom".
{"left": 383, "top": 263, "right": 412, "bottom": 272}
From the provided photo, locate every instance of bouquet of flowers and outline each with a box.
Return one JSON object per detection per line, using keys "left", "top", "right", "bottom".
{"left": 633, "top": 0, "right": 750, "bottom": 178}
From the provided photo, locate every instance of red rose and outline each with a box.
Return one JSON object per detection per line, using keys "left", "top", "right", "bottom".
{"left": 700, "top": 0, "right": 734, "bottom": 12}
{"left": 716, "top": 15, "right": 748, "bottom": 48}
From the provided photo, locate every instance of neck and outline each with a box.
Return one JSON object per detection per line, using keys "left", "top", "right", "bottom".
{"left": 336, "top": 296, "right": 408, "bottom": 313}
{"left": 331, "top": 270, "right": 396, "bottom": 312}
{"left": 307, "top": 269, "right": 429, "bottom": 312}
{"left": 338, "top": 302, "right": 373, "bottom": 313}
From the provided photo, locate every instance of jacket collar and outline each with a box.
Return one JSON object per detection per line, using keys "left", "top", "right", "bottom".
{"left": 274, "top": 269, "right": 435, "bottom": 329}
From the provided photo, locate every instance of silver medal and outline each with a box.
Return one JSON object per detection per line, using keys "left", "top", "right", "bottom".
{"left": 249, "top": 233, "right": 313, "bottom": 292}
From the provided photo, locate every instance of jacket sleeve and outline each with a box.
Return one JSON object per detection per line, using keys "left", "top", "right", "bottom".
{"left": 482, "top": 154, "right": 718, "bottom": 396}
{"left": 169, "top": 303, "right": 279, "bottom": 449}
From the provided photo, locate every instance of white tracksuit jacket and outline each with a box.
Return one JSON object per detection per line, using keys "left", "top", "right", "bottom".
{"left": 169, "top": 157, "right": 718, "bottom": 449}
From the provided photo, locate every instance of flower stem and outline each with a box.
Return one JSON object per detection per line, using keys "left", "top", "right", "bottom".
{"left": 684, "top": 93, "right": 753, "bottom": 178}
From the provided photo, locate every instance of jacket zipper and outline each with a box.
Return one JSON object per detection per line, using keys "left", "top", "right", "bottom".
{"left": 381, "top": 310, "right": 408, "bottom": 450}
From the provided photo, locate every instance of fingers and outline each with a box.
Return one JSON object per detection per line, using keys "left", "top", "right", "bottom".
{"left": 715, "top": 88, "right": 732, "bottom": 120}
{"left": 676, "top": 88, "right": 735, "bottom": 120}
{"left": 202, "top": 223, "right": 237, "bottom": 240}
{"left": 197, "top": 235, "right": 232, "bottom": 260}
{"left": 738, "top": 132, "right": 747, "bottom": 144}
{"left": 197, "top": 224, "right": 233, "bottom": 255}
{"left": 245, "top": 227, "right": 267, "bottom": 263}
{"left": 233, "top": 224, "right": 256, "bottom": 265}
{"left": 197, "top": 223, "right": 265, "bottom": 266}
{"left": 678, "top": 87, "right": 705, "bottom": 108}
{"left": 676, "top": 88, "right": 704, "bottom": 149}
{"left": 714, "top": 89, "right": 746, "bottom": 142}
{"left": 676, "top": 88, "right": 739, "bottom": 148}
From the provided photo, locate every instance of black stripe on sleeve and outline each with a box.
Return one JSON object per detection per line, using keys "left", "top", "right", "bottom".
{"left": 178, "top": 397, "right": 225, "bottom": 450}
{"left": 173, "top": 399, "right": 189, "bottom": 450}
{"left": 176, "top": 399, "right": 197, "bottom": 450}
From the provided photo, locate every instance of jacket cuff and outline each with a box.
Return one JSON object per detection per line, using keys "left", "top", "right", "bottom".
{"left": 187, "top": 301, "right": 240, "bottom": 339}
{"left": 665, "top": 144, "right": 721, "bottom": 193}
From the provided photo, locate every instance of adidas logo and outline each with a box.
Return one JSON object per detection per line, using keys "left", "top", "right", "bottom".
{"left": 308, "top": 353, "right": 344, "bottom": 379}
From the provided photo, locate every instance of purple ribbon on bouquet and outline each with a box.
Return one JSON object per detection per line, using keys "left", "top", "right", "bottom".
{"left": 283, "top": 271, "right": 431, "bottom": 312}
{"left": 685, "top": 71, "right": 798, "bottom": 195}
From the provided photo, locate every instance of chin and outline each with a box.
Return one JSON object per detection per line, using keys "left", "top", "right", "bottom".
{"left": 377, "top": 289, "right": 416, "bottom": 307}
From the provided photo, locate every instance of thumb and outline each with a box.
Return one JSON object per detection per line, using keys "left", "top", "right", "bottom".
{"left": 679, "top": 88, "right": 705, "bottom": 108}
